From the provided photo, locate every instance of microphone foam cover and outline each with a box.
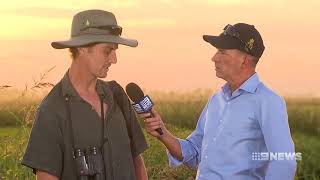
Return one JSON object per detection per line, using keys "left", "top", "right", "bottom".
{"left": 126, "top": 83, "right": 145, "bottom": 103}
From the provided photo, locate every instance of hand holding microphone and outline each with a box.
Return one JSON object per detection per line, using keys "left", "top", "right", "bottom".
{"left": 140, "top": 109, "right": 166, "bottom": 138}
{"left": 125, "top": 83, "right": 164, "bottom": 136}
{"left": 126, "top": 83, "right": 183, "bottom": 160}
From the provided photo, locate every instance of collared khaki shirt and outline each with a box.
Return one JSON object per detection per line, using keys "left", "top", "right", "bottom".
{"left": 22, "top": 72, "right": 148, "bottom": 180}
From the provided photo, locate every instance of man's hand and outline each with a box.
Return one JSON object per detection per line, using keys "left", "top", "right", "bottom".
{"left": 139, "top": 109, "right": 167, "bottom": 138}
{"left": 139, "top": 108, "right": 183, "bottom": 161}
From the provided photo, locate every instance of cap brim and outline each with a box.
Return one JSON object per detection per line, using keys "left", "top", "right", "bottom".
{"left": 203, "top": 35, "right": 242, "bottom": 50}
{"left": 51, "top": 34, "right": 138, "bottom": 49}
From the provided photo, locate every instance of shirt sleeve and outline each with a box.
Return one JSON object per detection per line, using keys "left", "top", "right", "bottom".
{"left": 259, "top": 95, "right": 297, "bottom": 180}
{"left": 21, "top": 105, "right": 63, "bottom": 178}
{"left": 114, "top": 82, "right": 148, "bottom": 158}
{"left": 127, "top": 101, "right": 148, "bottom": 158}
{"left": 167, "top": 101, "right": 209, "bottom": 169}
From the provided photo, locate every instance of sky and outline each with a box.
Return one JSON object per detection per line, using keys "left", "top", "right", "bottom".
{"left": 0, "top": 0, "right": 320, "bottom": 97}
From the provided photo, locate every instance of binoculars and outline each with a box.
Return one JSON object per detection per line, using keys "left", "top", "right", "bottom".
{"left": 73, "top": 147, "right": 105, "bottom": 180}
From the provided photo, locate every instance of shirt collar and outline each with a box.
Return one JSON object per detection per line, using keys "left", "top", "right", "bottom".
{"left": 61, "top": 70, "right": 113, "bottom": 105}
{"left": 238, "top": 73, "right": 261, "bottom": 94}
{"left": 222, "top": 73, "right": 261, "bottom": 98}
{"left": 61, "top": 70, "right": 80, "bottom": 99}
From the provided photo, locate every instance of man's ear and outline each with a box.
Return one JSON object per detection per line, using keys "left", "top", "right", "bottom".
{"left": 241, "top": 53, "right": 251, "bottom": 68}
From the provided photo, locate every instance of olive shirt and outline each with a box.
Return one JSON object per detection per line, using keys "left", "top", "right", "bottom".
{"left": 22, "top": 72, "right": 148, "bottom": 180}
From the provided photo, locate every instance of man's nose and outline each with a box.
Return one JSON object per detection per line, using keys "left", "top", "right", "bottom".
{"left": 109, "top": 50, "right": 117, "bottom": 64}
{"left": 212, "top": 53, "right": 218, "bottom": 62}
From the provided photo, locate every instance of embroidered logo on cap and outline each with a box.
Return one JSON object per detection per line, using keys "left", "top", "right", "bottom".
{"left": 85, "top": 19, "right": 90, "bottom": 27}
{"left": 245, "top": 38, "right": 255, "bottom": 52}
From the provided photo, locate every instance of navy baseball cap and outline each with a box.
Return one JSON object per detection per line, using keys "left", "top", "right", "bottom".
{"left": 203, "top": 23, "right": 265, "bottom": 58}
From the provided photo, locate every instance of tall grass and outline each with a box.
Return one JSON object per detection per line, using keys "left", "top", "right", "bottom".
{"left": 0, "top": 68, "right": 55, "bottom": 179}
{"left": 151, "top": 89, "right": 211, "bottom": 129}
{"left": 0, "top": 126, "right": 34, "bottom": 179}
{"left": 0, "top": 92, "right": 40, "bottom": 127}
{"left": 0, "top": 83, "right": 319, "bottom": 179}
{"left": 286, "top": 98, "right": 320, "bottom": 136}
{"left": 292, "top": 132, "right": 320, "bottom": 179}
{"left": 0, "top": 67, "right": 54, "bottom": 127}
{"left": 2, "top": 86, "right": 319, "bottom": 136}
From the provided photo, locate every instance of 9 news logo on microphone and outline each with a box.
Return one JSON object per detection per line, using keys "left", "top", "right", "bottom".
{"left": 126, "top": 82, "right": 163, "bottom": 135}
{"left": 132, "top": 95, "right": 154, "bottom": 114}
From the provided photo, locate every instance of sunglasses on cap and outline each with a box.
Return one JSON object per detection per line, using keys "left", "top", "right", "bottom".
{"left": 80, "top": 25, "right": 122, "bottom": 36}
{"left": 222, "top": 24, "right": 251, "bottom": 54}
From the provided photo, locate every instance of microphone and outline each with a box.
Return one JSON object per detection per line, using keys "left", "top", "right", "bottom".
{"left": 125, "top": 83, "right": 163, "bottom": 135}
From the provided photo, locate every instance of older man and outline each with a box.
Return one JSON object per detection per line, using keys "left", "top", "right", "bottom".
{"left": 22, "top": 10, "right": 148, "bottom": 180}
{"left": 142, "top": 23, "right": 296, "bottom": 179}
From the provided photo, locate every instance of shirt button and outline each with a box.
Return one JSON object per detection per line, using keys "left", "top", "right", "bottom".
{"left": 205, "top": 155, "right": 208, "bottom": 159}
{"left": 213, "top": 138, "right": 216, "bottom": 141}
{"left": 219, "top": 119, "right": 222, "bottom": 123}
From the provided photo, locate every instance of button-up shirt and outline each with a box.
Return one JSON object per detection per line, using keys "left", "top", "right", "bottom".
{"left": 168, "top": 73, "right": 296, "bottom": 180}
{"left": 22, "top": 71, "right": 148, "bottom": 180}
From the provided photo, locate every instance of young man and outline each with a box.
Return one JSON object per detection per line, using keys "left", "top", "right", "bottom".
{"left": 141, "top": 23, "right": 296, "bottom": 179}
{"left": 22, "top": 9, "right": 148, "bottom": 180}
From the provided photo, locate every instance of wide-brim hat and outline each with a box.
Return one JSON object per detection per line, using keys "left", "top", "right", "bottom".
{"left": 51, "top": 9, "right": 138, "bottom": 49}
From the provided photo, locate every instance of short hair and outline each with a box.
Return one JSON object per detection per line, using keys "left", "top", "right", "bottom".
{"left": 250, "top": 56, "right": 259, "bottom": 67}
{"left": 236, "top": 49, "right": 260, "bottom": 68}
{"left": 69, "top": 43, "right": 98, "bottom": 60}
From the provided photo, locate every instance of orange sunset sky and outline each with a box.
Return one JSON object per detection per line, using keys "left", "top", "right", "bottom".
{"left": 0, "top": 0, "right": 319, "bottom": 97}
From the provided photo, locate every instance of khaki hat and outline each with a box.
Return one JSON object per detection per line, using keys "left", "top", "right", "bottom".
{"left": 51, "top": 9, "right": 138, "bottom": 49}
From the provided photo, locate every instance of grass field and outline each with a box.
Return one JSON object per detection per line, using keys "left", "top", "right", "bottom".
{"left": 0, "top": 89, "right": 319, "bottom": 179}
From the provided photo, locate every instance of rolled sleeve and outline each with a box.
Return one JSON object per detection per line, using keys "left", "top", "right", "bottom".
{"left": 167, "top": 138, "right": 191, "bottom": 167}
{"left": 167, "top": 101, "right": 209, "bottom": 169}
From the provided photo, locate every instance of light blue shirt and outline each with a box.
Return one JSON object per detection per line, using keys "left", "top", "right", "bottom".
{"left": 168, "top": 73, "right": 296, "bottom": 180}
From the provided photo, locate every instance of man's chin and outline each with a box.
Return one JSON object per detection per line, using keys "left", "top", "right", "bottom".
{"left": 97, "top": 73, "right": 108, "bottom": 79}
{"left": 215, "top": 73, "right": 227, "bottom": 81}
